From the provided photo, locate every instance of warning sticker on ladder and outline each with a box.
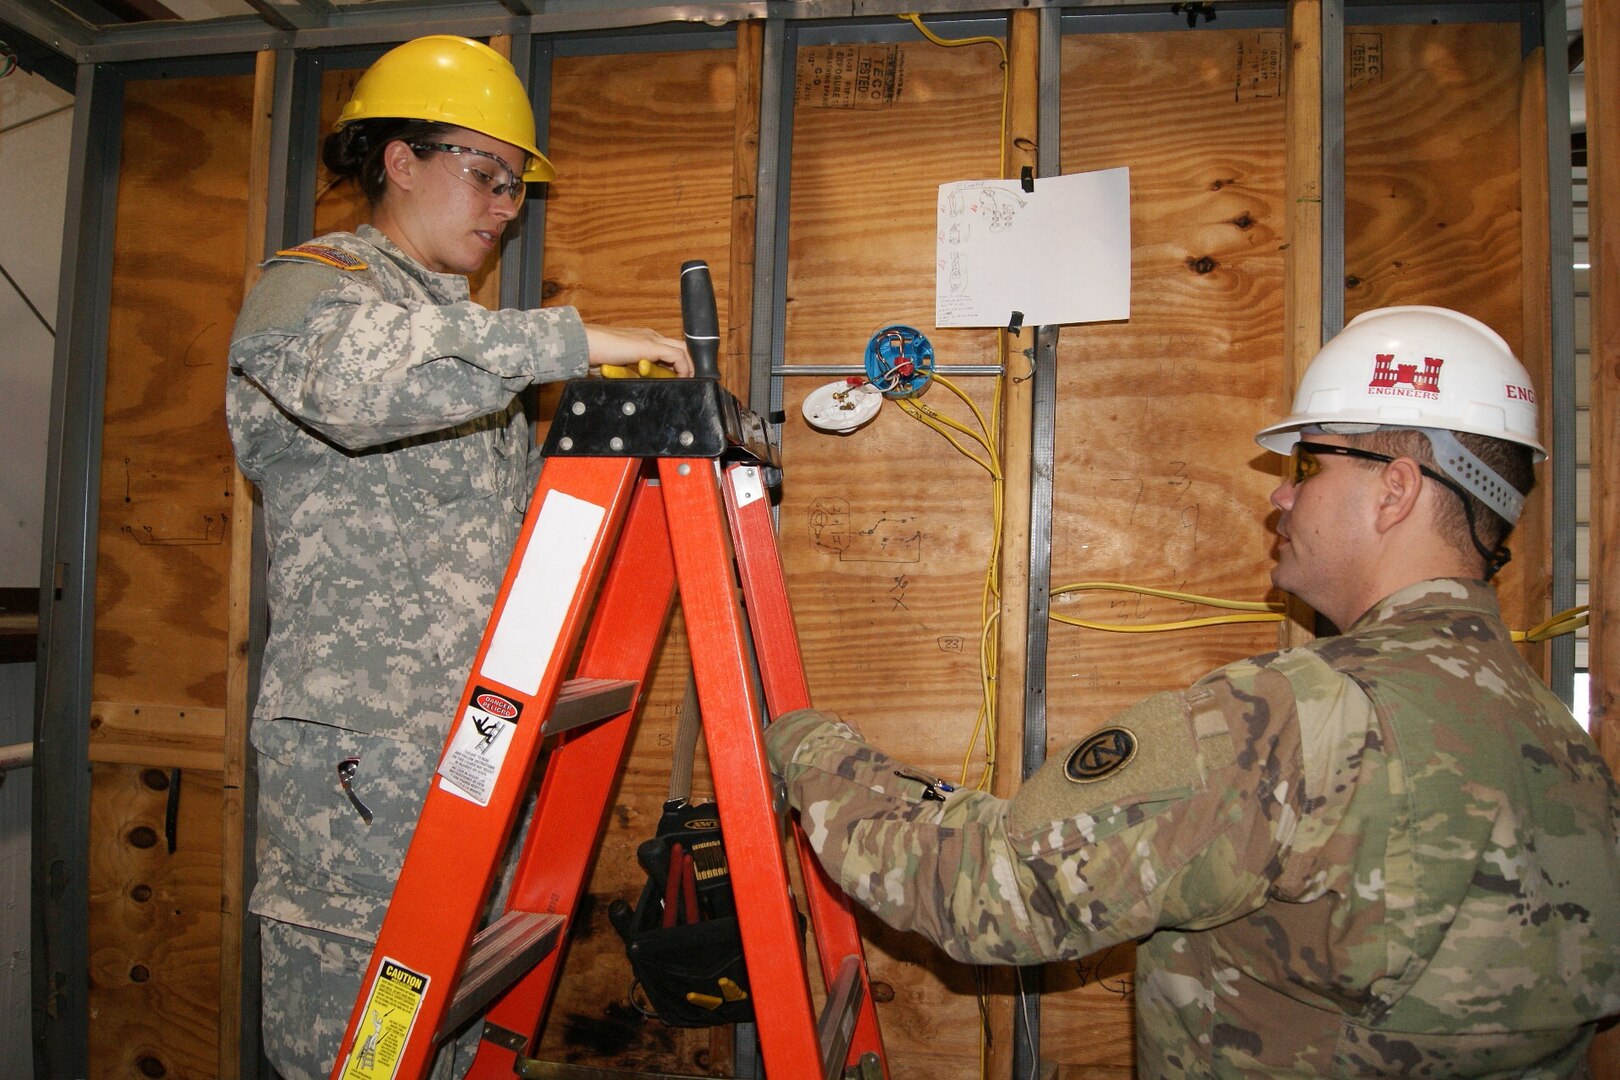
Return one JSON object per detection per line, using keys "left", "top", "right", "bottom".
{"left": 437, "top": 686, "right": 524, "bottom": 806}
{"left": 341, "top": 957, "right": 429, "bottom": 1080}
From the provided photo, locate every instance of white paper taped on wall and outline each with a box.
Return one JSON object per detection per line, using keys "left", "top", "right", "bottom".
{"left": 936, "top": 167, "right": 1131, "bottom": 329}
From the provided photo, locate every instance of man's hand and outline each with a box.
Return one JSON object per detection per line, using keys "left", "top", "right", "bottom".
{"left": 582, "top": 324, "right": 694, "bottom": 377}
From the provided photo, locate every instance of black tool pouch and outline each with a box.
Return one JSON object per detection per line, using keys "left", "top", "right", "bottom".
{"left": 609, "top": 799, "right": 755, "bottom": 1027}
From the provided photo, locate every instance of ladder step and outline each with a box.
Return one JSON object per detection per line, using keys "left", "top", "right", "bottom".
{"left": 512, "top": 1059, "right": 744, "bottom": 1079}
{"left": 543, "top": 677, "right": 638, "bottom": 736}
{"left": 816, "top": 956, "right": 865, "bottom": 1080}
{"left": 438, "top": 911, "right": 566, "bottom": 1040}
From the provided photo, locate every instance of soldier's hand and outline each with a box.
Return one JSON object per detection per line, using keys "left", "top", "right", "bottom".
{"left": 583, "top": 324, "right": 694, "bottom": 378}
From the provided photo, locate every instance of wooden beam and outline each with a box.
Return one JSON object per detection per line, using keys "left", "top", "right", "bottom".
{"left": 726, "top": 20, "right": 763, "bottom": 399}
{"left": 1282, "top": 0, "right": 1323, "bottom": 648}
{"left": 989, "top": 9, "right": 1041, "bottom": 1079}
{"left": 994, "top": 11, "right": 1039, "bottom": 803}
{"left": 88, "top": 702, "right": 228, "bottom": 771}
{"left": 1585, "top": 0, "right": 1618, "bottom": 758}
{"left": 221, "top": 45, "right": 277, "bottom": 1080}
{"left": 478, "top": 34, "right": 513, "bottom": 312}
{"left": 1516, "top": 44, "right": 1555, "bottom": 679}
{"left": 1587, "top": 0, "right": 1617, "bottom": 1071}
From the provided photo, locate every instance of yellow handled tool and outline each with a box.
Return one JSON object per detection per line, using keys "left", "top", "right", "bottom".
{"left": 599, "top": 358, "right": 678, "bottom": 379}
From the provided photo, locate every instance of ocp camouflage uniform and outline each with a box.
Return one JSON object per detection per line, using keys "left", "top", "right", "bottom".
{"left": 768, "top": 579, "right": 1620, "bottom": 1078}
{"left": 228, "top": 225, "right": 588, "bottom": 1078}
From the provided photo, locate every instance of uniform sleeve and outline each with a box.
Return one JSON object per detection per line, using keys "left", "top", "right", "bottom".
{"left": 766, "top": 666, "right": 1311, "bottom": 966}
{"left": 230, "top": 261, "right": 589, "bottom": 450}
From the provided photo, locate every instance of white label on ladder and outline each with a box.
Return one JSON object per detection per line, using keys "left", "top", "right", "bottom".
{"left": 480, "top": 489, "right": 607, "bottom": 695}
{"left": 340, "top": 956, "right": 429, "bottom": 1080}
{"left": 436, "top": 686, "right": 524, "bottom": 806}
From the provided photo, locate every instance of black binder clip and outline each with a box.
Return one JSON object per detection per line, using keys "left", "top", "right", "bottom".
{"left": 1170, "top": 2, "right": 1216, "bottom": 27}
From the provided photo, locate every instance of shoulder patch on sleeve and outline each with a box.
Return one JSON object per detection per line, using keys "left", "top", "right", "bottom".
{"left": 1064, "top": 727, "right": 1139, "bottom": 783}
{"left": 273, "top": 243, "right": 368, "bottom": 271}
{"left": 233, "top": 259, "right": 357, "bottom": 341}
{"left": 1010, "top": 690, "right": 1206, "bottom": 836}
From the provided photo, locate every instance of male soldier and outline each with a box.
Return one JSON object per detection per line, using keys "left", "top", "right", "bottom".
{"left": 767, "top": 307, "right": 1620, "bottom": 1076}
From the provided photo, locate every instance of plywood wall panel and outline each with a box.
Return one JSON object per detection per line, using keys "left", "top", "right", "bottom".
{"left": 87, "top": 764, "right": 226, "bottom": 1079}
{"left": 1042, "top": 27, "right": 1292, "bottom": 1070}
{"left": 1048, "top": 25, "right": 1287, "bottom": 783}
{"left": 95, "top": 75, "right": 251, "bottom": 711}
{"left": 542, "top": 49, "right": 736, "bottom": 330}
{"left": 783, "top": 38, "right": 1004, "bottom": 764}
{"left": 530, "top": 48, "right": 739, "bottom": 1070}
{"left": 783, "top": 42, "right": 1001, "bottom": 376}
{"left": 778, "top": 34, "right": 1007, "bottom": 1079}
{"left": 1343, "top": 24, "right": 1522, "bottom": 325}
{"left": 1343, "top": 23, "right": 1533, "bottom": 625}
{"left": 91, "top": 72, "right": 253, "bottom": 1079}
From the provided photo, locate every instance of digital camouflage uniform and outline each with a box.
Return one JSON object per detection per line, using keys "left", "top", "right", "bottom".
{"left": 228, "top": 225, "right": 588, "bottom": 1078}
{"left": 768, "top": 578, "right": 1620, "bottom": 1078}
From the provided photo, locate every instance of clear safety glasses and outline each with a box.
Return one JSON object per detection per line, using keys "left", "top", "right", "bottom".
{"left": 409, "top": 141, "right": 527, "bottom": 208}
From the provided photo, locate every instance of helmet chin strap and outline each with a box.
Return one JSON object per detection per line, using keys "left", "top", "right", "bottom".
{"left": 1413, "top": 426, "right": 1520, "bottom": 581}
{"left": 1417, "top": 428, "right": 1525, "bottom": 525}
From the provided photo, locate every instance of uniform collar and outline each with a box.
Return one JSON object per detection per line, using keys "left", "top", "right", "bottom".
{"left": 1349, "top": 578, "right": 1500, "bottom": 632}
{"left": 355, "top": 223, "right": 472, "bottom": 304}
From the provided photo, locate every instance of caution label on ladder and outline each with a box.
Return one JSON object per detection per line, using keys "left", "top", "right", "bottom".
{"left": 341, "top": 957, "right": 430, "bottom": 1080}
{"left": 436, "top": 686, "right": 524, "bottom": 806}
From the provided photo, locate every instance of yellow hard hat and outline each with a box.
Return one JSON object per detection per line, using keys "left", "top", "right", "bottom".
{"left": 336, "top": 35, "right": 555, "bottom": 182}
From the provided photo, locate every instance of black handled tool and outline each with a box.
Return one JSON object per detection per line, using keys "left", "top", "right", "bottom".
{"left": 680, "top": 259, "right": 720, "bottom": 379}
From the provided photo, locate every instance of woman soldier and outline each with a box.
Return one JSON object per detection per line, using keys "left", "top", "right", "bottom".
{"left": 227, "top": 34, "right": 690, "bottom": 1078}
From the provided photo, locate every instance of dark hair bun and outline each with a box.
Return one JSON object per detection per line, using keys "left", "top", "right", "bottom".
{"left": 318, "top": 118, "right": 456, "bottom": 205}
{"left": 321, "top": 124, "right": 371, "bottom": 180}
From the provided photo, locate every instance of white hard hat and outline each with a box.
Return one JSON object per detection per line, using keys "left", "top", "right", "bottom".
{"left": 1255, "top": 306, "right": 1546, "bottom": 460}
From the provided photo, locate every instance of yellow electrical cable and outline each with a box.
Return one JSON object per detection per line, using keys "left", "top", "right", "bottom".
{"left": 1055, "top": 581, "right": 1281, "bottom": 611}
{"left": 897, "top": 401, "right": 996, "bottom": 476}
{"left": 899, "top": 13, "right": 1009, "bottom": 169}
{"left": 1512, "top": 606, "right": 1589, "bottom": 643}
{"left": 1050, "top": 583, "right": 1589, "bottom": 641}
{"left": 893, "top": 19, "right": 1010, "bottom": 1072}
{"left": 895, "top": 372, "right": 1006, "bottom": 793}
{"left": 1049, "top": 581, "right": 1285, "bottom": 633}
{"left": 886, "top": 14, "right": 1012, "bottom": 795}
{"left": 1052, "top": 610, "right": 1286, "bottom": 633}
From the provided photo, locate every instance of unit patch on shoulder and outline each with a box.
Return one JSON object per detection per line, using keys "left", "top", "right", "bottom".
{"left": 275, "top": 243, "right": 368, "bottom": 271}
{"left": 1064, "top": 726, "right": 1138, "bottom": 783}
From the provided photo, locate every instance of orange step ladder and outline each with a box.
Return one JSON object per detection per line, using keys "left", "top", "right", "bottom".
{"left": 328, "top": 262, "right": 888, "bottom": 1080}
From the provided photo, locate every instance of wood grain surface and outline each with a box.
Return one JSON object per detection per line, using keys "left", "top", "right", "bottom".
{"left": 136, "top": 18, "right": 1539, "bottom": 1080}
{"left": 1040, "top": 27, "right": 1292, "bottom": 1071}
{"left": 778, "top": 31, "right": 1010, "bottom": 1079}
{"left": 90, "top": 71, "right": 253, "bottom": 1078}
{"left": 530, "top": 46, "right": 741, "bottom": 1073}
{"left": 1035, "top": 21, "right": 1533, "bottom": 1077}
{"left": 1343, "top": 22, "right": 1531, "bottom": 628}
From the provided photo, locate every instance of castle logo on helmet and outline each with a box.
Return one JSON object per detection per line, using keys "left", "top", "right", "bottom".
{"left": 1368, "top": 353, "right": 1443, "bottom": 398}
